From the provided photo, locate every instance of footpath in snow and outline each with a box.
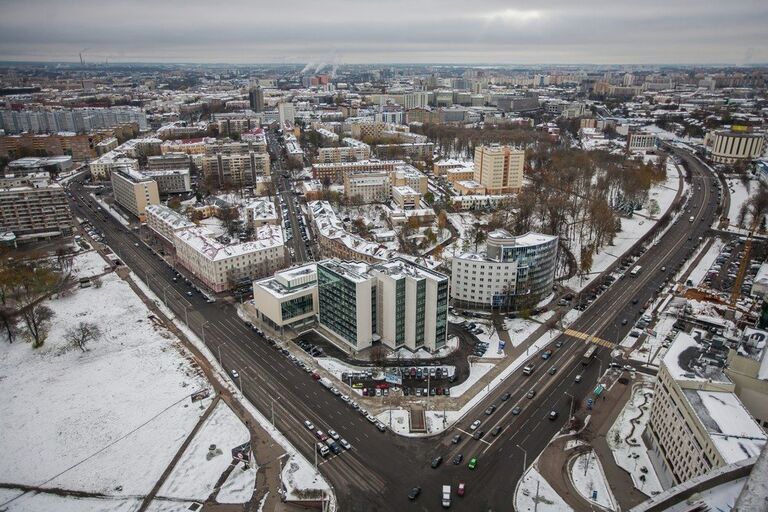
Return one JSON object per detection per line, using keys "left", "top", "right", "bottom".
{"left": 606, "top": 377, "right": 664, "bottom": 495}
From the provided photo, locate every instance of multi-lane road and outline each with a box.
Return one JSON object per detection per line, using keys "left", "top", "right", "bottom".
{"left": 65, "top": 146, "right": 720, "bottom": 511}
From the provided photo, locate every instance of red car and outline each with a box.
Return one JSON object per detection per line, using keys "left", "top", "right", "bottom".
{"left": 375, "top": 382, "right": 389, "bottom": 389}
{"left": 311, "top": 372, "right": 321, "bottom": 380}
{"left": 457, "top": 482, "right": 466, "bottom": 497}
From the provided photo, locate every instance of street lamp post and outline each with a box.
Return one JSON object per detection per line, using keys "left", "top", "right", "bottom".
{"left": 516, "top": 444, "right": 527, "bottom": 474}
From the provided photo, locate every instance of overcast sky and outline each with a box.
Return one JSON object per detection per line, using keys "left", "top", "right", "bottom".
{"left": 1, "top": 0, "right": 766, "bottom": 65}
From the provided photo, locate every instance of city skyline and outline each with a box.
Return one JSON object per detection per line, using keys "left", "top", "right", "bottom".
{"left": 0, "top": 0, "right": 766, "bottom": 65}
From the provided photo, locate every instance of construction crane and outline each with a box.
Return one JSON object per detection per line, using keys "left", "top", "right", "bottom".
{"left": 731, "top": 224, "right": 758, "bottom": 306}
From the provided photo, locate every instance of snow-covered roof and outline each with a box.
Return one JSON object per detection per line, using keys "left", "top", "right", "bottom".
{"left": 145, "top": 204, "right": 194, "bottom": 231}
{"left": 662, "top": 332, "right": 725, "bottom": 382}
{"left": 245, "top": 198, "right": 277, "bottom": 223}
{"left": 255, "top": 263, "right": 317, "bottom": 299}
{"left": 308, "top": 200, "right": 397, "bottom": 262}
{"left": 176, "top": 224, "right": 283, "bottom": 262}
{"left": 682, "top": 389, "right": 767, "bottom": 464}
{"left": 487, "top": 229, "right": 558, "bottom": 248}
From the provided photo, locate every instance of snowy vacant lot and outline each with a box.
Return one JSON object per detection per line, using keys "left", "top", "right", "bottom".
{"left": 0, "top": 270, "right": 211, "bottom": 501}
{"left": 569, "top": 450, "right": 616, "bottom": 510}
{"left": 515, "top": 463, "right": 572, "bottom": 512}
{"left": 158, "top": 401, "right": 252, "bottom": 501}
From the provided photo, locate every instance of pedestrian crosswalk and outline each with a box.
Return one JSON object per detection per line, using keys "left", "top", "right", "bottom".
{"left": 563, "top": 329, "right": 616, "bottom": 349}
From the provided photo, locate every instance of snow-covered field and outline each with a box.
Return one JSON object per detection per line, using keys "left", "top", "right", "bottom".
{"left": 449, "top": 362, "right": 494, "bottom": 397}
{"left": 70, "top": 249, "right": 111, "bottom": 279}
{"left": 0, "top": 271, "right": 209, "bottom": 498}
{"left": 158, "top": 401, "right": 252, "bottom": 501}
{"left": 515, "top": 463, "right": 573, "bottom": 512}
{"left": 569, "top": 451, "right": 616, "bottom": 510}
{"left": 131, "top": 277, "right": 336, "bottom": 510}
{"left": 504, "top": 316, "right": 548, "bottom": 347}
{"left": 281, "top": 456, "right": 329, "bottom": 501}
{"left": 725, "top": 178, "right": 755, "bottom": 227}
{"left": 606, "top": 377, "right": 663, "bottom": 495}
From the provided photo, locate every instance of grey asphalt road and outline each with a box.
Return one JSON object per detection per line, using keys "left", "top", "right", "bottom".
{"left": 65, "top": 145, "right": 719, "bottom": 511}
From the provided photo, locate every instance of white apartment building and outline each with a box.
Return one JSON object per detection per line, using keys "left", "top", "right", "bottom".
{"left": 278, "top": 102, "right": 296, "bottom": 126}
{"left": 343, "top": 171, "right": 390, "bottom": 203}
{"left": 317, "top": 143, "right": 372, "bottom": 164}
{"left": 451, "top": 230, "right": 558, "bottom": 310}
{"left": 315, "top": 128, "right": 339, "bottom": 144}
{"left": 145, "top": 204, "right": 194, "bottom": 244}
{"left": 144, "top": 169, "right": 192, "bottom": 194}
{"left": 110, "top": 169, "right": 160, "bottom": 221}
{"left": 646, "top": 332, "right": 767, "bottom": 488}
{"left": 146, "top": 205, "right": 286, "bottom": 292}
{"left": 450, "top": 194, "right": 511, "bottom": 211}
{"left": 392, "top": 185, "right": 421, "bottom": 209}
{"left": 251, "top": 264, "right": 318, "bottom": 333}
{"left": 201, "top": 152, "right": 271, "bottom": 187}
{"left": 244, "top": 198, "right": 279, "bottom": 228}
{"left": 309, "top": 200, "right": 397, "bottom": 263}
{"left": 473, "top": 144, "right": 525, "bottom": 194}
{"left": 89, "top": 150, "right": 139, "bottom": 179}
{"left": 317, "top": 258, "right": 449, "bottom": 353}
{"left": 0, "top": 174, "right": 73, "bottom": 240}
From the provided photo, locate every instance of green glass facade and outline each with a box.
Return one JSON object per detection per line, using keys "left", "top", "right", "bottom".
{"left": 317, "top": 264, "right": 359, "bottom": 346}
{"left": 280, "top": 295, "right": 314, "bottom": 321}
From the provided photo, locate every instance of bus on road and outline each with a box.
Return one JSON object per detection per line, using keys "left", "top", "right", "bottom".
{"left": 630, "top": 265, "right": 642, "bottom": 277}
{"left": 582, "top": 345, "right": 597, "bottom": 365}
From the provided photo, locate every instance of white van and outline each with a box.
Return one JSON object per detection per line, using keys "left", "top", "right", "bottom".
{"left": 316, "top": 442, "right": 330, "bottom": 457}
{"left": 442, "top": 485, "right": 451, "bottom": 508}
{"left": 523, "top": 364, "right": 535, "bottom": 376}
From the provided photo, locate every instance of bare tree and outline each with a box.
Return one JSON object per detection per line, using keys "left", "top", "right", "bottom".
{"left": 0, "top": 307, "right": 19, "bottom": 343}
{"left": 65, "top": 321, "right": 102, "bottom": 352}
{"left": 21, "top": 304, "right": 54, "bottom": 348}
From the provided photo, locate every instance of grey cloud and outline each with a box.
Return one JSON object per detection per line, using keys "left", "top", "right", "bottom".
{"left": 0, "top": 0, "right": 765, "bottom": 64}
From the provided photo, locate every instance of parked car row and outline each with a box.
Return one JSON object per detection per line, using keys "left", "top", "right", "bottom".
{"left": 297, "top": 339, "right": 325, "bottom": 357}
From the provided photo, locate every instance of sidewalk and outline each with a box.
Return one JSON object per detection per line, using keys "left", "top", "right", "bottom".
{"left": 536, "top": 371, "right": 650, "bottom": 511}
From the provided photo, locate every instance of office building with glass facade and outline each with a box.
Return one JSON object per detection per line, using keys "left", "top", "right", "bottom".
{"left": 451, "top": 229, "right": 558, "bottom": 310}
{"left": 251, "top": 263, "right": 318, "bottom": 333}
{"left": 317, "top": 258, "right": 449, "bottom": 353}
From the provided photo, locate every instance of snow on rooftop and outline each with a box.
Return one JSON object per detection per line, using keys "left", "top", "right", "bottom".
{"left": 684, "top": 390, "right": 767, "bottom": 464}
{"left": 176, "top": 223, "right": 283, "bottom": 262}
{"left": 309, "top": 200, "right": 397, "bottom": 261}
{"left": 662, "top": 331, "right": 720, "bottom": 382}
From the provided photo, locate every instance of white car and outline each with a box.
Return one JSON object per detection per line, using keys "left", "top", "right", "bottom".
{"left": 340, "top": 438, "right": 351, "bottom": 450}
{"left": 303, "top": 420, "right": 315, "bottom": 431}
{"left": 470, "top": 419, "right": 482, "bottom": 431}
{"left": 340, "top": 394, "right": 350, "bottom": 402}
{"left": 230, "top": 369, "right": 239, "bottom": 379}
{"left": 366, "top": 414, "right": 378, "bottom": 423}
{"left": 328, "top": 429, "right": 340, "bottom": 441}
